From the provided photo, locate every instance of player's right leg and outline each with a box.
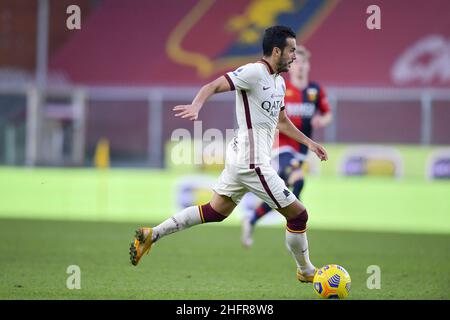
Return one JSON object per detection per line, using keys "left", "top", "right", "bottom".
{"left": 130, "top": 164, "right": 244, "bottom": 266}
{"left": 153, "top": 191, "right": 236, "bottom": 243}
{"left": 129, "top": 192, "right": 236, "bottom": 266}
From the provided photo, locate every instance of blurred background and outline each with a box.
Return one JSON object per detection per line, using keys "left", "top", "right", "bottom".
{"left": 0, "top": 0, "right": 449, "bottom": 300}
{"left": 0, "top": 0, "right": 449, "bottom": 230}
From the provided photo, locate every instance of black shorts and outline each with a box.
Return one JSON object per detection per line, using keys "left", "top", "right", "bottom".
{"left": 275, "top": 151, "right": 307, "bottom": 182}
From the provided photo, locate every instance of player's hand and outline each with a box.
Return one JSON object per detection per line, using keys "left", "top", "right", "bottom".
{"left": 173, "top": 104, "right": 201, "bottom": 121}
{"left": 311, "top": 115, "right": 324, "bottom": 129}
{"left": 309, "top": 142, "right": 328, "bottom": 161}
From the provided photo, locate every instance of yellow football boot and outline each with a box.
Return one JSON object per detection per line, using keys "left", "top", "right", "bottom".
{"left": 296, "top": 268, "right": 318, "bottom": 283}
{"left": 129, "top": 227, "right": 153, "bottom": 266}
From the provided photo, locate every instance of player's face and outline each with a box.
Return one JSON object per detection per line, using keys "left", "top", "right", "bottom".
{"left": 277, "top": 37, "right": 296, "bottom": 73}
{"left": 290, "top": 55, "right": 310, "bottom": 80}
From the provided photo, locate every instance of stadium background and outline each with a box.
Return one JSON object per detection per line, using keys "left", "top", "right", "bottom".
{"left": 0, "top": 0, "right": 449, "bottom": 300}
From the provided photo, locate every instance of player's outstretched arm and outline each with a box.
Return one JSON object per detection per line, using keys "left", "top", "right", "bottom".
{"left": 173, "top": 76, "right": 232, "bottom": 121}
{"left": 277, "top": 109, "right": 328, "bottom": 161}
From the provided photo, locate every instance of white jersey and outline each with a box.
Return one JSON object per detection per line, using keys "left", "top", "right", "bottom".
{"left": 213, "top": 60, "right": 296, "bottom": 209}
{"left": 224, "top": 60, "right": 286, "bottom": 168}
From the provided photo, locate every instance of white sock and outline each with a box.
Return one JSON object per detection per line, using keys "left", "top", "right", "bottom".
{"left": 152, "top": 206, "right": 202, "bottom": 243}
{"left": 285, "top": 230, "right": 316, "bottom": 274}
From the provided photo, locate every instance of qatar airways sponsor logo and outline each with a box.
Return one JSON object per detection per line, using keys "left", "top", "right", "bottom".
{"left": 391, "top": 35, "right": 450, "bottom": 85}
{"left": 261, "top": 100, "right": 283, "bottom": 117}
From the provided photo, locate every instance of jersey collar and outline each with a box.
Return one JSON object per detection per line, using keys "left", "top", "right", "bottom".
{"left": 259, "top": 58, "right": 275, "bottom": 75}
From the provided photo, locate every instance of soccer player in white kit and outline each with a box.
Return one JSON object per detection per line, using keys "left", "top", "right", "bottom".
{"left": 129, "top": 26, "right": 328, "bottom": 283}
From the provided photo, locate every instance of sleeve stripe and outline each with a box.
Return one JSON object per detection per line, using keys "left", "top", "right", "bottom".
{"left": 223, "top": 73, "right": 235, "bottom": 91}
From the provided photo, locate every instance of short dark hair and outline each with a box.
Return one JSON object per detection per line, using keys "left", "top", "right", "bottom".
{"left": 262, "top": 25, "right": 296, "bottom": 56}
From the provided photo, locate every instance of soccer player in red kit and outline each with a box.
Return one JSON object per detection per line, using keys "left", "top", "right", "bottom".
{"left": 241, "top": 46, "right": 333, "bottom": 248}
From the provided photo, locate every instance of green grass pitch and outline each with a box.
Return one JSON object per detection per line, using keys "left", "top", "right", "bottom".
{"left": 0, "top": 144, "right": 449, "bottom": 300}
{"left": 0, "top": 218, "right": 448, "bottom": 299}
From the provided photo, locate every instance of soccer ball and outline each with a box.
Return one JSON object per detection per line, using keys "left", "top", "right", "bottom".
{"left": 313, "top": 264, "right": 351, "bottom": 299}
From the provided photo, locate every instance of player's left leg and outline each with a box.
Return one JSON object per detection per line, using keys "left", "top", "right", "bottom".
{"left": 277, "top": 200, "right": 317, "bottom": 282}
{"left": 281, "top": 161, "right": 315, "bottom": 281}
{"left": 241, "top": 152, "right": 293, "bottom": 247}
{"left": 243, "top": 165, "right": 316, "bottom": 282}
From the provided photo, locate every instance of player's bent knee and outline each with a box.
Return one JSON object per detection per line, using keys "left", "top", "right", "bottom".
{"left": 199, "top": 202, "right": 228, "bottom": 223}
{"left": 286, "top": 209, "right": 308, "bottom": 233}
{"left": 210, "top": 192, "right": 236, "bottom": 216}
